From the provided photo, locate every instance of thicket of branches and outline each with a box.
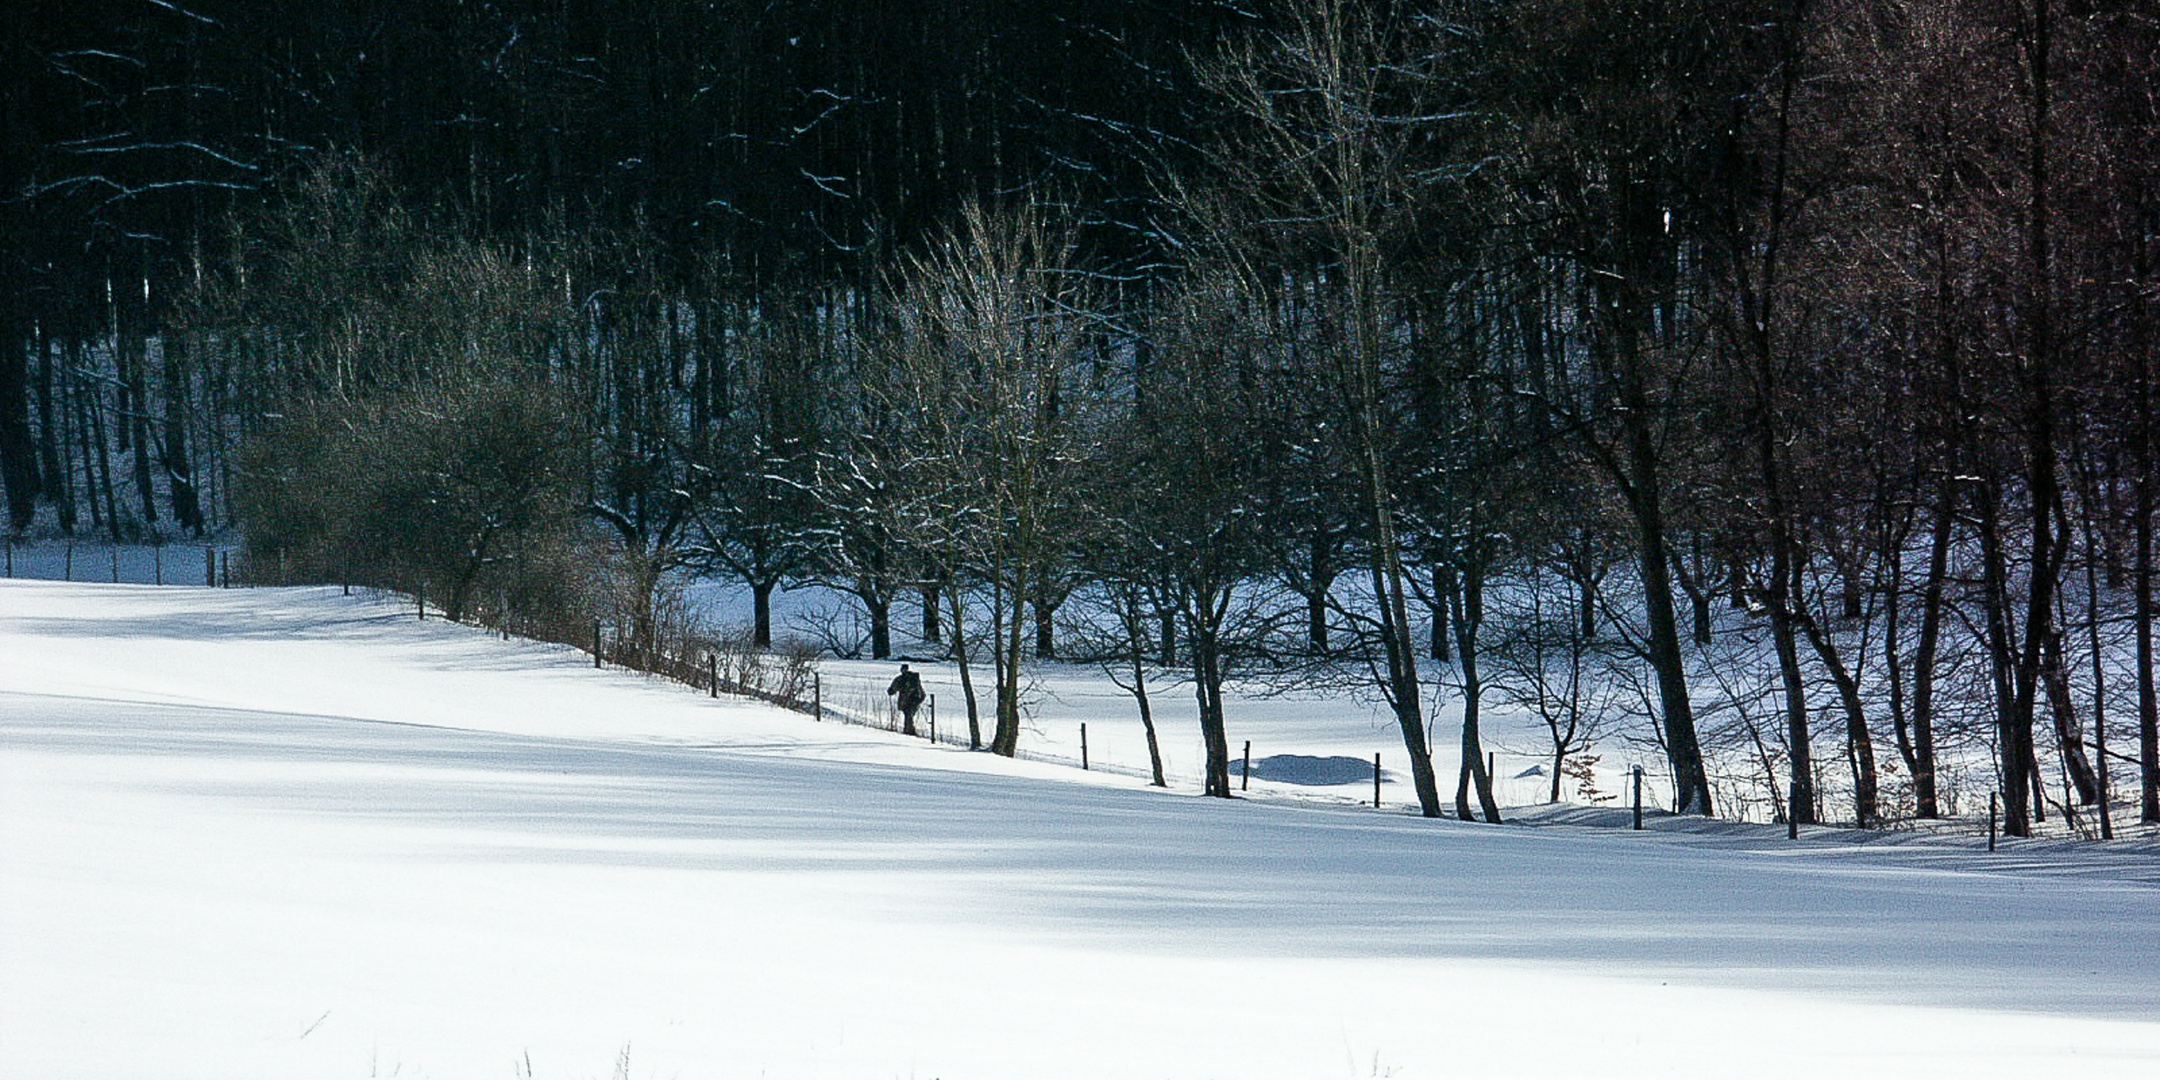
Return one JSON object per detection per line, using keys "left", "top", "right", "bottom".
{"left": 3, "top": 0, "right": 2154, "bottom": 833}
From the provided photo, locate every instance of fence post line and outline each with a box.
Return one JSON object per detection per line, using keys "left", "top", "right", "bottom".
{"left": 1081, "top": 723, "right": 1089, "bottom": 771}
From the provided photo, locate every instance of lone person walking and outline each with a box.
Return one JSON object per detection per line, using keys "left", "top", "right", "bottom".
{"left": 887, "top": 663, "right": 926, "bottom": 737}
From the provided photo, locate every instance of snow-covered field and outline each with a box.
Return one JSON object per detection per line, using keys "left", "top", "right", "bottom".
{"left": 5, "top": 578, "right": 2159, "bottom": 1079}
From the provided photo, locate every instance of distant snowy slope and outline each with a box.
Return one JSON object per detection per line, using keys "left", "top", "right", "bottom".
{"left": 4, "top": 581, "right": 2158, "bottom": 1079}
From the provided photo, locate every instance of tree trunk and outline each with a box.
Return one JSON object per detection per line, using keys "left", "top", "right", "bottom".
{"left": 990, "top": 578, "right": 1023, "bottom": 756}
{"left": 1909, "top": 486, "right": 1956, "bottom": 817}
{"left": 86, "top": 364, "right": 122, "bottom": 542}
{"left": 35, "top": 329, "right": 72, "bottom": 534}
{"left": 1156, "top": 583, "right": 1178, "bottom": 667}
{"left": 0, "top": 335, "right": 39, "bottom": 530}
{"left": 1977, "top": 482, "right": 2035, "bottom": 835}
{"left": 946, "top": 585, "right": 982, "bottom": 750}
{"left": 1034, "top": 589, "right": 1057, "bottom": 659}
{"left": 2139, "top": 320, "right": 2159, "bottom": 822}
{"left": 2040, "top": 629, "right": 2100, "bottom": 804}
{"left": 1308, "top": 528, "right": 1331, "bottom": 654}
{"left": 126, "top": 333, "right": 157, "bottom": 527}
{"left": 1430, "top": 561, "right": 1452, "bottom": 662}
{"left": 162, "top": 332, "right": 203, "bottom": 534}
{"left": 752, "top": 579, "right": 774, "bottom": 648}
{"left": 1451, "top": 566, "right": 1501, "bottom": 822}
{"left": 1193, "top": 611, "right": 1232, "bottom": 797}
{"left": 2141, "top": 455, "right": 2158, "bottom": 822}
{"left": 1120, "top": 593, "right": 1167, "bottom": 787}
{"left": 1617, "top": 328, "right": 1713, "bottom": 814}
{"left": 1885, "top": 538, "right": 1916, "bottom": 815}
{"left": 2004, "top": 0, "right": 2059, "bottom": 837}
{"left": 1796, "top": 605, "right": 1879, "bottom": 827}
{"left": 1769, "top": 568, "right": 1817, "bottom": 827}
{"left": 866, "top": 587, "right": 892, "bottom": 660}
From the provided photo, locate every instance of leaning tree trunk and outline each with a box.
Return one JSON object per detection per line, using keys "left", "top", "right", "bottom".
{"left": 1797, "top": 606, "right": 1879, "bottom": 827}
{"left": 2040, "top": 630, "right": 2100, "bottom": 804}
{"left": 1121, "top": 595, "right": 1167, "bottom": 787}
{"left": 946, "top": 585, "right": 982, "bottom": 751}
{"left": 1618, "top": 338, "right": 1713, "bottom": 815}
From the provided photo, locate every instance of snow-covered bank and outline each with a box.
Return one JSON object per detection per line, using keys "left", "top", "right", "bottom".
{"left": 4, "top": 581, "right": 2158, "bottom": 1079}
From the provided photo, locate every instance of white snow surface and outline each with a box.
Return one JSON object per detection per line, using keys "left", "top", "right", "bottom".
{"left": 4, "top": 580, "right": 2158, "bottom": 1079}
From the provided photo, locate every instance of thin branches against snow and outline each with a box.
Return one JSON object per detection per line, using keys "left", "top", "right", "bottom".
{"left": 137, "top": 0, "right": 219, "bottom": 25}
{"left": 59, "top": 138, "right": 262, "bottom": 172}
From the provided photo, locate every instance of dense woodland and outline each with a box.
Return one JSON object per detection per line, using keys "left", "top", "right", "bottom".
{"left": 3, "top": 0, "right": 2155, "bottom": 835}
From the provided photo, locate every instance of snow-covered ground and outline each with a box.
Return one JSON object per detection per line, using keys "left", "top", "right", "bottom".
{"left": 5, "top": 579, "right": 2159, "bottom": 1079}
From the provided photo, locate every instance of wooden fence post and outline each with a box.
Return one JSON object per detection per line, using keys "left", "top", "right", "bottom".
{"left": 1081, "top": 723, "right": 1089, "bottom": 771}
{"left": 205, "top": 547, "right": 215, "bottom": 586}
{"left": 708, "top": 654, "right": 718, "bottom": 698}
{"left": 1989, "top": 792, "right": 1999, "bottom": 852}
{"left": 154, "top": 544, "right": 163, "bottom": 585}
{"left": 1632, "top": 766, "right": 1645, "bottom": 830}
{"left": 110, "top": 545, "right": 119, "bottom": 583}
{"left": 65, "top": 542, "right": 73, "bottom": 581}
{"left": 593, "top": 620, "right": 603, "bottom": 667}
{"left": 1242, "top": 740, "right": 1252, "bottom": 792}
{"left": 813, "top": 673, "right": 822, "bottom": 721}
{"left": 1373, "top": 753, "right": 1381, "bottom": 807}
{"left": 417, "top": 583, "right": 426, "bottom": 619}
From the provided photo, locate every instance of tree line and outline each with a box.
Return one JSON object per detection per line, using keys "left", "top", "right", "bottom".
{"left": 2, "top": 0, "right": 2153, "bottom": 834}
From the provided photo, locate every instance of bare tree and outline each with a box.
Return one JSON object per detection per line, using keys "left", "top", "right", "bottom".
{"left": 879, "top": 197, "right": 1102, "bottom": 757}
{"left": 1185, "top": 0, "right": 1454, "bottom": 816}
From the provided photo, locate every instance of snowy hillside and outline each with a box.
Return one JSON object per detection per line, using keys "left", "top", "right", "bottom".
{"left": 4, "top": 579, "right": 2158, "bottom": 1079}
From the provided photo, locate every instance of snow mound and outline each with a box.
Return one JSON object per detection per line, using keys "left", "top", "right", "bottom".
{"left": 1232, "top": 752, "right": 1378, "bottom": 785}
